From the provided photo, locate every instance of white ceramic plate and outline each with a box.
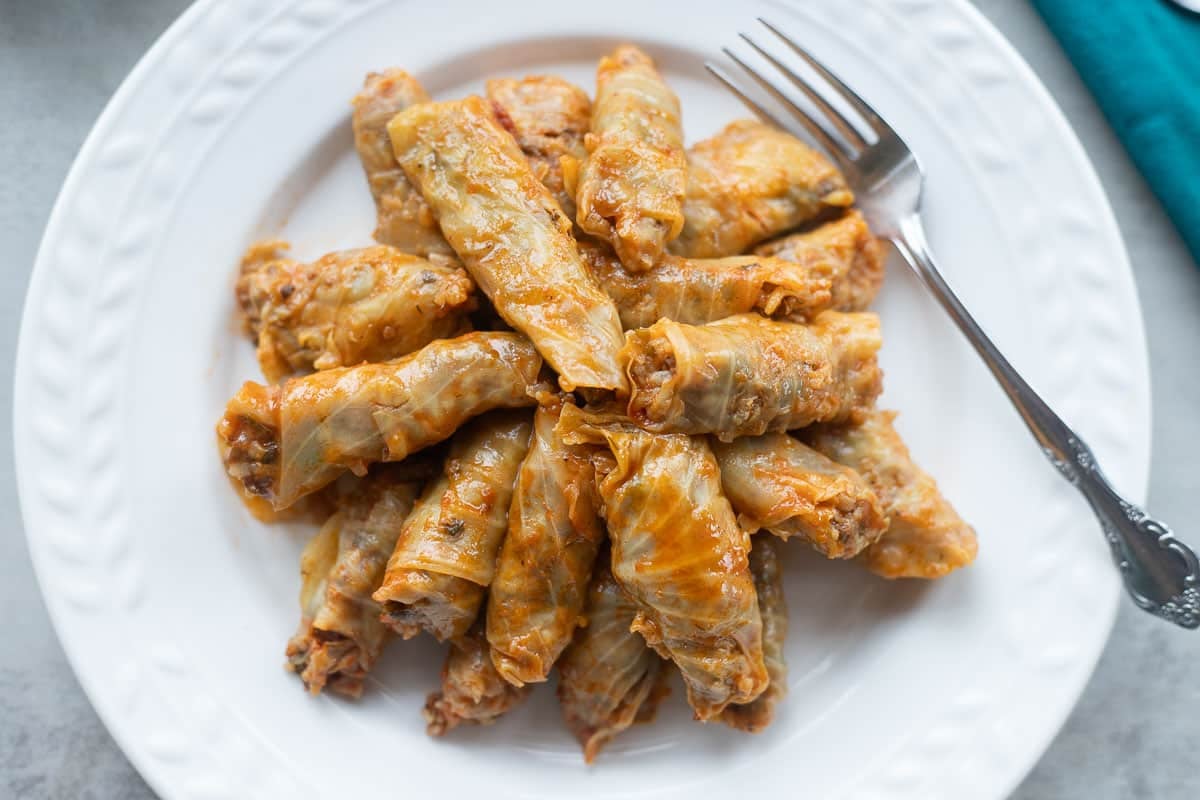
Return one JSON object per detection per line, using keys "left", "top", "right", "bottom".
{"left": 15, "top": 0, "right": 1150, "bottom": 798}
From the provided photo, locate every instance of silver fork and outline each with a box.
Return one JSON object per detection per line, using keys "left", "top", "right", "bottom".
{"left": 708, "top": 18, "right": 1199, "bottom": 629}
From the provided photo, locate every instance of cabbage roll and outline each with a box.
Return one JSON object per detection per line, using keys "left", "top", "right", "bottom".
{"left": 557, "top": 555, "right": 668, "bottom": 763}
{"left": 352, "top": 69, "right": 456, "bottom": 261}
{"left": 755, "top": 210, "right": 887, "bottom": 312}
{"left": 579, "top": 240, "right": 833, "bottom": 329}
{"left": 374, "top": 411, "right": 532, "bottom": 641}
{"left": 388, "top": 96, "right": 627, "bottom": 393}
{"left": 424, "top": 621, "right": 531, "bottom": 735}
{"left": 804, "top": 410, "right": 978, "bottom": 578}
{"left": 558, "top": 406, "right": 767, "bottom": 720}
{"left": 721, "top": 537, "right": 788, "bottom": 733}
{"left": 486, "top": 398, "right": 605, "bottom": 686}
{"left": 285, "top": 469, "right": 421, "bottom": 697}
{"left": 623, "top": 312, "right": 882, "bottom": 441}
{"left": 712, "top": 432, "right": 887, "bottom": 559}
{"left": 215, "top": 331, "right": 542, "bottom": 510}
{"left": 236, "top": 242, "right": 475, "bottom": 382}
{"left": 670, "top": 120, "right": 854, "bottom": 259}
{"left": 486, "top": 75, "right": 590, "bottom": 221}
{"left": 576, "top": 45, "right": 686, "bottom": 272}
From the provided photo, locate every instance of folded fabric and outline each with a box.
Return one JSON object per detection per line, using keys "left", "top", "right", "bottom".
{"left": 1031, "top": 0, "right": 1200, "bottom": 267}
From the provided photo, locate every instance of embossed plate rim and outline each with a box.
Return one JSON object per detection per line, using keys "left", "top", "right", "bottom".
{"left": 14, "top": 0, "right": 1150, "bottom": 798}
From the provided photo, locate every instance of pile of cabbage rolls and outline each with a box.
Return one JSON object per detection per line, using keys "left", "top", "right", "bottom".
{"left": 216, "top": 46, "right": 977, "bottom": 763}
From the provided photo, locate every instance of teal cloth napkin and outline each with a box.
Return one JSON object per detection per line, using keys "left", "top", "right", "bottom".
{"left": 1031, "top": 0, "right": 1200, "bottom": 266}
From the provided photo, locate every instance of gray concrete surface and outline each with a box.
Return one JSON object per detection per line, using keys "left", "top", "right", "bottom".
{"left": 1, "top": 0, "right": 1197, "bottom": 797}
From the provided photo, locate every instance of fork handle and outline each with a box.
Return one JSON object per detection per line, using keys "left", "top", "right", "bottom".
{"left": 893, "top": 215, "right": 1199, "bottom": 628}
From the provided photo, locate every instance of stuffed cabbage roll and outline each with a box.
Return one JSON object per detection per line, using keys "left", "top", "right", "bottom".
{"left": 424, "top": 621, "right": 531, "bottom": 735}
{"left": 388, "top": 96, "right": 627, "bottom": 393}
{"left": 623, "top": 312, "right": 882, "bottom": 441}
{"left": 579, "top": 240, "right": 833, "bottom": 329}
{"left": 374, "top": 411, "right": 532, "bottom": 641}
{"left": 712, "top": 433, "right": 888, "bottom": 559}
{"left": 558, "top": 406, "right": 767, "bottom": 720}
{"left": 670, "top": 120, "right": 854, "bottom": 259}
{"left": 285, "top": 469, "right": 421, "bottom": 697}
{"left": 486, "top": 75, "right": 591, "bottom": 221}
{"left": 804, "top": 410, "right": 978, "bottom": 579}
{"left": 557, "top": 555, "right": 668, "bottom": 763}
{"left": 576, "top": 45, "right": 686, "bottom": 272}
{"left": 486, "top": 398, "right": 605, "bottom": 686}
{"left": 721, "top": 537, "right": 788, "bottom": 733}
{"left": 755, "top": 210, "right": 887, "bottom": 312}
{"left": 352, "top": 69, "right": 455, "bottom": 261}
{"left": 236, "top": 242, "right": 475, "bottom": 382}
{"left": 216, "top": 331, "right": 542, "bottom": 510}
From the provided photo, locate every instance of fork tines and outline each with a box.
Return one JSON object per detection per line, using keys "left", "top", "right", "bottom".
{"left": 706, "top": 18, "right": 895, "bottom": 165}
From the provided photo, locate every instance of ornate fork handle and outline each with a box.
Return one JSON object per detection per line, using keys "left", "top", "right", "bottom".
{"left": 895, "top": 216, "right": 1200, "bottom": 629}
